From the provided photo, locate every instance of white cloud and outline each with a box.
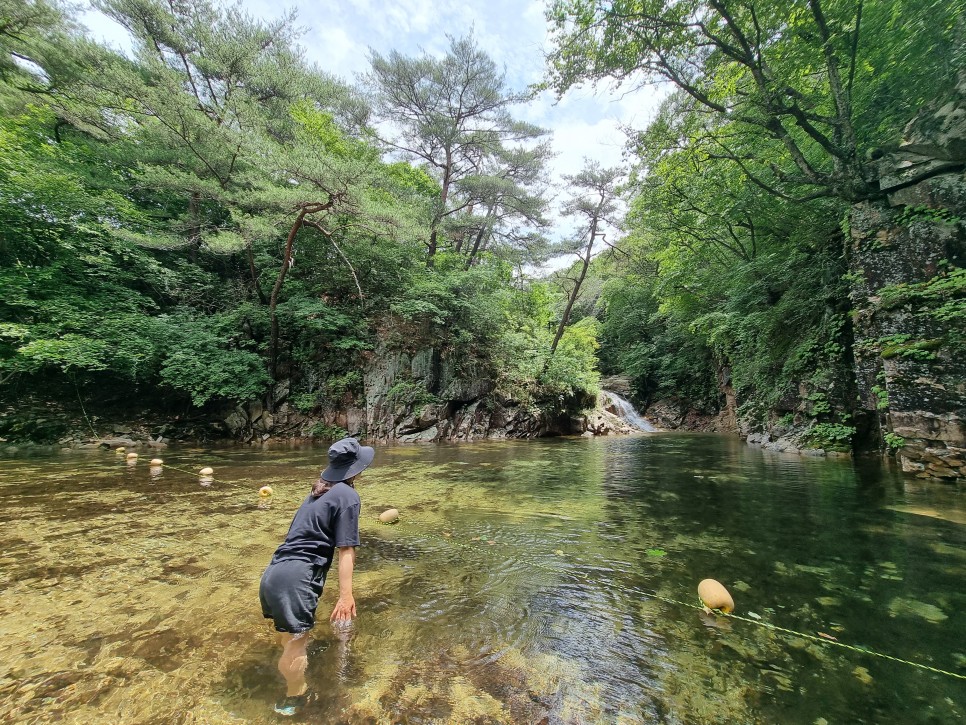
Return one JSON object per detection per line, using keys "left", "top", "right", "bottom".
{"left": 78, "top": 7, "right": 133, "bottom": 54}
{"left": 550, "top": 117, "right": 626, "bottom": 177}
{"left": 304, "top": 25, "right": 367, "bottom": 77}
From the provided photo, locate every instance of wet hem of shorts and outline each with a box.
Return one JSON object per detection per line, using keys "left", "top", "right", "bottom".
{"left": 274, "top": 624, "right": 314, "bottom": 638}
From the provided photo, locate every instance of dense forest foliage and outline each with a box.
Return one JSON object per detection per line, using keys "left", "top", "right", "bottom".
{"left": 548, "top": 0, "right": 965, "bottom": 450}
{"left": 0, "top": 0, "right": 602, "bottom": 441}
{"left": 1, "top": 0, "right": 963, "bottom": 451}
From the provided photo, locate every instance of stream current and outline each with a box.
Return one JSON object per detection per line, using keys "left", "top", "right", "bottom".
{"left": 0, "top": 435, "right": 964, "bottom": 723}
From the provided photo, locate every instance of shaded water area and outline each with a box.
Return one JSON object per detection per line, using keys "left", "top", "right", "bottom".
{"left": 1, "top": 435, "right": 964, "bottom": 724}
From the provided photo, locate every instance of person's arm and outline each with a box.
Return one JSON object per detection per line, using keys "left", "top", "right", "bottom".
{"left": 330, "top": 546, "right": 356, "bottom": 621}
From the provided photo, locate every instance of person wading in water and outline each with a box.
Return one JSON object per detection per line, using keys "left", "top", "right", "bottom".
{"left": 259, "top": 437, "right": 374, "bottom": 716}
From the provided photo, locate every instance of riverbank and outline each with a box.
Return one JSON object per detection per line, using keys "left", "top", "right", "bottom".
{"left": 0, "top": 388, "right": 653, "bottom": 451}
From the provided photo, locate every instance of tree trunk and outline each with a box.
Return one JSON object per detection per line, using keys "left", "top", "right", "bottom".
{"left": 268, "top": 208, "right": 308, "bottom": 404}
{"left": 187, "top": 190, "right": 201, "bottom": 262}
{"left": 247, "top": 242, "right": 268, "bottom": 305}
{"left": 427, "top": 151, "right": 453, "bottom": 266}
{"left": 550, "top": 217, "right": 597, "bottom": 356}
{"left": 465, "top": 203, "right": 496, "bottom": 269}
{"left": 453, "top": 201, "right": 477, "bottom": 253}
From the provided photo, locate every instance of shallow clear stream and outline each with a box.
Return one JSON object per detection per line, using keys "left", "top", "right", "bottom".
{"left": 0, "top": 435, "right": 964, "bottom": 723}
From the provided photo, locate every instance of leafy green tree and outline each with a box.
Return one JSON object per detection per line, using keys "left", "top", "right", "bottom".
{"left": 0, "top": 0, "right": 606, "bottom": 436}
{"left": 366, "top": 34, "right": 548, "bottom": 263}
{"left": 545, "top": 0, "right": 964, "bottom": 440}
{"left": 0, "top": 110, "right": 157, "bottom": 384}
{"left": 550, "top": 161, "right": 622, "bottom": 355}
{"left": 0, "top": 0, "right": 91, "bottom": 113}
{"left": 458, "top": 142, "right": 554, "bottom": 270}
{"left": 547, "top": 0, "right": 965, "bottom": 202}
{"left": 261, "top": 103, "right": 431, "bottom": 385}
{"left": 43, "top": 1, "right": 429, "bottom": 394}
{"left": 55, "top": 0, "right": 356, "bottom": 253}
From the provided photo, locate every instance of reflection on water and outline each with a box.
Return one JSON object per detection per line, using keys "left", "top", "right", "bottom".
{"left": 0, "top": 436, "right": 964, "bottom": 723}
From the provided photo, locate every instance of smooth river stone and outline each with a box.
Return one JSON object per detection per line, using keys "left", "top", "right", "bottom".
{"left": 888, "top": 596, "right": 948, "bottom": 623}
{"left": 698, "top": 578, "right": 735, "bottom": 613}
{"left": 379, "top": 508, "right": 399, "bottom": 523}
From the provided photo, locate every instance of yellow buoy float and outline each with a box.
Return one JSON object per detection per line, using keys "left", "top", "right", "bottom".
{"left": 378, "top": 508, "right": 400, "bottom": 524}
{"left": 126, "top": 452, "right": 138, "bottom": 460}
{"left": 115, "top": 447, "right": 126, "bottom": 454}
{"left": 150, "top": 458, "right": 163, "bottom": 466}
{"left": 258, "top": 486, "right": 274, "bottom": 499}
{"left": 199, "top": 467, "right": 214, "bottom": 476}
{"left": 698, "top": 578, "right": 735, "bottom": 613}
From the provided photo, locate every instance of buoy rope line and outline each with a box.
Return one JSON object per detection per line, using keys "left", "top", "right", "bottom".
{"left": 149, "top": 462, "right": 251, "bottom": 489}
{"left": 111, "top": 457, "right": 256, "bottom": 492}
{"left": 98, "top": 458, "right": 966, "bottom": 682}
{"left": 392, "top": 518, "right": 966, "bottom": 682}
{"left": 644, "top": 593, "right": 966, "bottom": 681}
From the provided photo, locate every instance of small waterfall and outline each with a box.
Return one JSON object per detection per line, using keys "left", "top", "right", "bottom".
{"left": 603, "top": 390, "right": 658, "bottom": 432}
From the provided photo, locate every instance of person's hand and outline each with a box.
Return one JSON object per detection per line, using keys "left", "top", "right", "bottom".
{"left": 330, "top": 594, "right": 356, "bottom": 622}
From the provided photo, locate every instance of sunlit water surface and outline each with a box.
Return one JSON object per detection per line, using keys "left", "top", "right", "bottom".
{"left": 0, "top": 435, "right": 964, "bottom": 724}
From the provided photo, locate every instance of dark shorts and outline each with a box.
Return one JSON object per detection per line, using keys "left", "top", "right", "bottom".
{"left": 259, "top": 559, "right": 326, "bottom": 634}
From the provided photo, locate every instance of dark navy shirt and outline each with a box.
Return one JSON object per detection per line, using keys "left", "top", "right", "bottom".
{"left": 270, "top": 482, "right": 361, "bottom": 574}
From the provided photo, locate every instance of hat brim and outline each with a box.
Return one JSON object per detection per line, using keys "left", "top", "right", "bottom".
{"left": 321, "top": 445, "right": 375, "bottom": 482}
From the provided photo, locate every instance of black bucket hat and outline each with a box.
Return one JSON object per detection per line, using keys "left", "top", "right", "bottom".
{"left": 321, "top": 437, "right": 375, "bottom": 482}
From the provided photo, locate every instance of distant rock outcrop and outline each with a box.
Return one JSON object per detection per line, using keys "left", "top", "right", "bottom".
{"left": 219, "top": 332, "right": 645, "bottom": 443}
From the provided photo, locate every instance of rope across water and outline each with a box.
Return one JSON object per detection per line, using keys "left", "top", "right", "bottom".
{"left": 393, "top": 518, "right": 966, "bottom": 682}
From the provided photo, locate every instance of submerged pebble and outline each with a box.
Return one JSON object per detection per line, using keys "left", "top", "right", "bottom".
{"left": 888, "top": 597, "right": 948, "bottom": 623}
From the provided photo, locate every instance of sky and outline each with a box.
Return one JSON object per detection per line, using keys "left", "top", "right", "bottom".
{"left": 79, "top": 0, "right": 668, "bottom": 250}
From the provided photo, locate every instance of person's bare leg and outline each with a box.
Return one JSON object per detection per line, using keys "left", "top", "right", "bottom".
{"left": 277, "top": 632, "right": 310, "bottom": 697}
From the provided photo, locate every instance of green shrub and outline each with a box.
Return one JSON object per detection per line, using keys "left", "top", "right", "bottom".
{"left": 884, "top": 432, "right": 905, "bottom": 451}
{"left": 307, "top": 422, "right": 347, "bottom": 440}
{"left": 292, "top": 393, "right": 321, "bottom": 413}
{"left": 540, "top": 317, "right": 601, "bottom": 402}
{"left": 878, "top": 334, "right": 942, "bottom": 360}
{"left": 385, "top": 380, "right": 439, "bottom": 408}
{"left": 803, "top": 422, "right": 856, "bottom": 451}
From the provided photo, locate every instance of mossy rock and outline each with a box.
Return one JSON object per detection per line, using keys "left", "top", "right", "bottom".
{"left": 880, "top": 338, "right": 942, "bottom": 360}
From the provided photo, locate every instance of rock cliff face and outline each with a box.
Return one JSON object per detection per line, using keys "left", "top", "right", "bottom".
{"left": 359, "top": 341, "right": 637, "bottom": 442}
{"left": 220, "top": 336, "right": 637, "bottom": 443}
{"left": 357, "top": 338, "right": 551, "bottom": 441}
{"left": 847, "top": 74, "right": 966, "bottom": 480}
